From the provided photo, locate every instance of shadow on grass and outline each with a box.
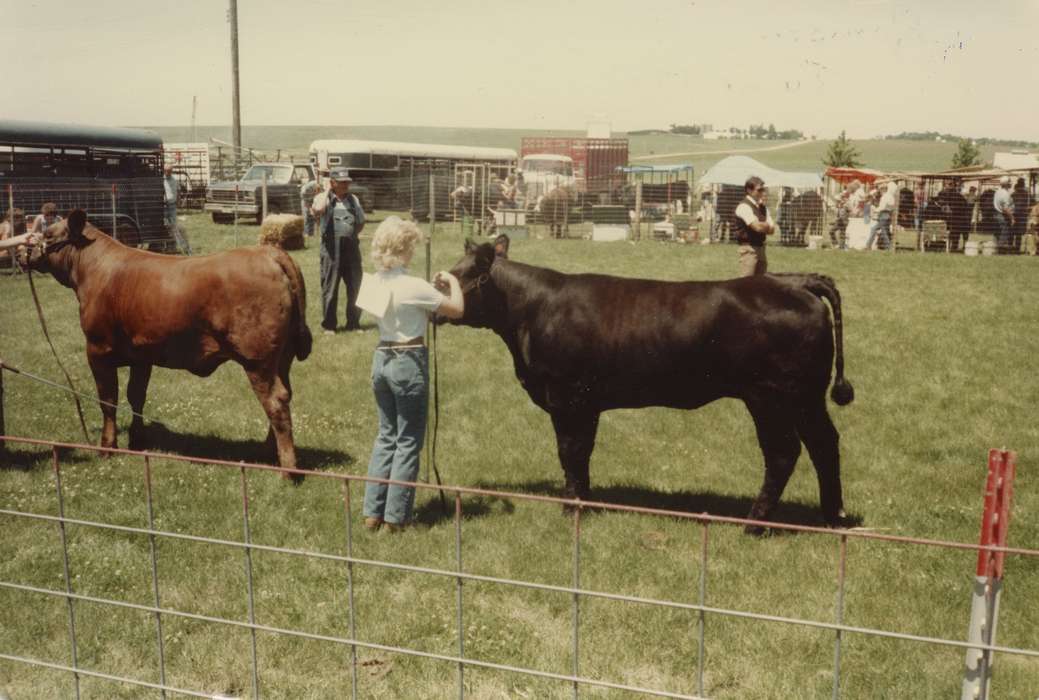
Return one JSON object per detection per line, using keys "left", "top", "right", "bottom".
{"left": 469, "top": 478, "right": 863, "bottom": 533}
{"left": 0, "top": 445, "right": 92, "bottom": 471}
{"left": 413, "top": 491, "right": 516, "bottom": 527}
{"left": 137, "top": 423, "right": 354, "bottom": 472}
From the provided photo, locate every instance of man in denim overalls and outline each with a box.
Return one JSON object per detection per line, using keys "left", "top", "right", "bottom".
{"left": 313, "top": 167, "right": 366, "bottom": 333}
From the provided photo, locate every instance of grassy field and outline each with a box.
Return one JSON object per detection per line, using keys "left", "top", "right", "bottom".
{"left": 1, "top": 212, "right": 1038, "bottom": 698}
{"left": 147, "top": 124, "right": 1004, "bottom": 176}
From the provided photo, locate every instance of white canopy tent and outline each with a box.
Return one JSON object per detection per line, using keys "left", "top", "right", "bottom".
{"left": 699, "top": 155, "right": 822, "bottom": 190}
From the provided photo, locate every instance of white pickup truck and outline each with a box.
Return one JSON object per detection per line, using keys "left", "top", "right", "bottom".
{"left": 518, "top": 154, "right": 576, "bottom": 204}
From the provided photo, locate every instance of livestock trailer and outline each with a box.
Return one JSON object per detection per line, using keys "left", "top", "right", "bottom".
{"left": 0, "top": 119, "right": 174, "bottom": 250}
{"left": 309, "top": 139, "right": 517, "bottom": 220}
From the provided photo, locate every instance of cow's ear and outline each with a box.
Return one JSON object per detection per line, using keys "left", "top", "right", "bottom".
{"left": 493, "top": 234, "right": 510, "bottom": 259}
{"left": 66, "top": 209, "right": 87, "bottom": 240}
{"left": 464, "top": 237, "right": 478, "bottom": 254}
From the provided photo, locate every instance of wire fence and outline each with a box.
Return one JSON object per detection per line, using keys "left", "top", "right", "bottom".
{"left": 2, "top": 182, "right": 179, "bottom": 259}
{"left": 0, "top": 435, "right": 1035, "bottom": 699}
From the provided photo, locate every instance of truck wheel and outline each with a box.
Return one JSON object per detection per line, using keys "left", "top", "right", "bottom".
{"left": 212, "top": 213, "right": 233, "bottom": 224}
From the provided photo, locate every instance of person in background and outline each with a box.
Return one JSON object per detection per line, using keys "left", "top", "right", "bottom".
{"left": 312, "top": 167, "right": 366, "bottom": 333}
{"left": 30, "top": 202, "right": 62, "bottom": 234}
{"left": 0, "top": 208, "right": 28, "bottom": 263}
{"left": 992, "top": 175, "right": 1014, "bottom": 254}
{"left": 162, "top": 165, "right": 179, "bottom": 230}
{"left": 1010, "top": 177, "right": 1031, "bottom": 254}
{"left": 501, "top": 174, "right": 518, "bottom": 208}
{"left": 733, "top": 176, "right": 775, "bottom": 276}
{"left": 963, "top": 185, "right": 979, "bottom": 236}
{"left": 913, "top": 182, "right": 927, "bottom": 233}
{"left": 865, "top": 182, "right": 897, "bottom": 251}
{"left": 299, "top": 173, "right": 322, "bottom": 237}
{"left": 827, "top": 180, "right": 861, "bottom": 250}
{"left": 359, "top": 216, "right": 464, "bottom": 532}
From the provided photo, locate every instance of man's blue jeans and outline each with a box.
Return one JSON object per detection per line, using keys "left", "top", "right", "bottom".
{"left": 866, "top": 211, "right": 892, "bottom": 250}
{"left": 301, "top": 202, "right": 316, "bottom": 236}
{"left": 363, "top": 347, "right": 428, "bottom": 525}
{"left": 995, "top": 212, "right": 1011, "bottom": 252}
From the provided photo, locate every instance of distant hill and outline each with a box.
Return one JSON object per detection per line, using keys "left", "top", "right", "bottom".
{"left": 142, "top": 125, "right": 594, "bottom": 156}
{"left": 142, "top": 125, "right": 1003, "bottom": 176}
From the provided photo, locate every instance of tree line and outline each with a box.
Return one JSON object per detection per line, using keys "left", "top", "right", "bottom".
{"left": 825, "top": 131, "right": 984, "bottom": 170}
{"left": 886, "top": 131, "right": 1037, "bottom": 149}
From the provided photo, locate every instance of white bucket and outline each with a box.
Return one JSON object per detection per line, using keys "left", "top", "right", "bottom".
{"left": 981, "top": 241, "right": 997, "bottom": 256}
{"left": 964, "top": 241, "right": 979, "bottom": 257}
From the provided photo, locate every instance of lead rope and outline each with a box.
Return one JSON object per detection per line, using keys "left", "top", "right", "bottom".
{"left": 26, "top": 268, "right": 92, "bottom": 443}
{"left": 429, "top": 320, "right": 447, "bottom": 515}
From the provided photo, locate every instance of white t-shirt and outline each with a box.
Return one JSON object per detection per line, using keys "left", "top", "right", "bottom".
{"left": 369, "top": 268, "right": 445, "bottom": 342}
{"left": 734, "top": 200, "right": 774, "bottom": 228}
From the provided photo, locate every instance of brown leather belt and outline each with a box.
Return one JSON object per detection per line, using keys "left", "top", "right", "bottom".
{"left": 377, "top": 337, "right": 425, "bottom": 349}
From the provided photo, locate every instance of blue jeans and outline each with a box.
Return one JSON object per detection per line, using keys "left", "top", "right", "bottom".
{"left": 363, "top": 347, "right": 429, "bottom": 525}
{"left": 866, "top": 211, "right": 891, "bottom": 250}
{"left": 301, "top": 202, "right": 316, "bottom": 236}
{"left": 994, "top": 212, "right": 1011, "bottom": 252}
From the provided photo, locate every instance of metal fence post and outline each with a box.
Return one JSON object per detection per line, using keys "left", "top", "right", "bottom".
{"left": 1, "top": 364, "right": 7, "bottom": 451}
{"left": 6, "top": 184, "right": 18, "bottom": 275}
{"left": 696, "top": 521, "right": 708, "bottom": 697}
{"left": 833, "top": 534, "right": 848, "bottom": 700}
{"left": 455, "top": 492, "right": 464, "bottom": 699}
{"left": 634, "top": 182, "right": 643, "bottom": 241}
{"left": 239, "top": 466, "right": 260, "bottom": 699}
{"left": 962, "top": 449, "right": 1017, "bottom": 700}
{"left": 143, "top": 455, "right": 168, "bottom": 698}
{"left": 111, "top": 184, "right": 118, "bottom": 243}
{"left": 261, "top": 172, "right": 268, "bottom": 223}
{"left": 233, "top": 185, "right": 240, "bottom": 248}
{"left": 52, "top": 446, "right": 81, "bottom": 700}
{"left": 342, "top": 481, "right": 358, "bottom": 700}
{"left": 571, "top": 505, "right": 582, "bottom": 699}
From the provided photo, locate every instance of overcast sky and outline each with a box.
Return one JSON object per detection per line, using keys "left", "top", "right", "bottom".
{"left": 5, "top": 0, "right": 1038, "bottom": 141}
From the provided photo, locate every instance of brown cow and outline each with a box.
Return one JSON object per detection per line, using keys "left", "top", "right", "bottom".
{"left": 537, "top": 185, "right": 576, "bottom": 238}
{"left": 24, "top": 209, "right": 312, "bottom": 475}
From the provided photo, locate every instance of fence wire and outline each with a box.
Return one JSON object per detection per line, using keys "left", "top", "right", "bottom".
{"left": 0, "top": 435, "right": 1036, "bottom": 699}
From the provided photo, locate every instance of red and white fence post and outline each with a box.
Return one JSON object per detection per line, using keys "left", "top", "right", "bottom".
{"left": 961, "top": 448, "right": 1017, "bottom": 700}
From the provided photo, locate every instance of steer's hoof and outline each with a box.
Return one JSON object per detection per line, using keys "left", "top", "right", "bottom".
{"left": 281, "top": 469, "right": 305, "bottom": 486}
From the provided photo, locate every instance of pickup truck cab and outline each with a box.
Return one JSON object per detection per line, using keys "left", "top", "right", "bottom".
{"left": 518, "top": 154, "right": 576, "bottom": 204}
{"left": 205, "top": 163, "right": 316, "bottom": 224}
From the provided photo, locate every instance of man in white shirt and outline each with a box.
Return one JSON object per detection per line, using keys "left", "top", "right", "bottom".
{"left": 733, "top": 176, "right": 775, "bottom": 276}
{"left": 992, "top": 175, "right": 1014, "bottom": 253}
{"left": 865, "top": 182, "right": 898, "bottom": 251}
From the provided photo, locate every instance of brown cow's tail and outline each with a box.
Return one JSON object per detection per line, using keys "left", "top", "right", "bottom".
{"left": 775, "top": 273, "right": 854, "bottom": 405}
{"left": 268, "top": 248, "right": 313, "bottom": 361}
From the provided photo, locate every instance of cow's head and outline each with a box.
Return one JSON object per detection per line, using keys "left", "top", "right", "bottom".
{"left": 442, "top": 236, "right": 509, "bottom": 328}
{"left": 22, "top": 209, "right": 91, "bottom": 287}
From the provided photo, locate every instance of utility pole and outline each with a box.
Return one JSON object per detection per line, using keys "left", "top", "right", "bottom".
{"left": 228, "top": 0, "right": 242, "bottom": 171}
{"left": 191, "top": 96, "right": 198, "bottom": 143}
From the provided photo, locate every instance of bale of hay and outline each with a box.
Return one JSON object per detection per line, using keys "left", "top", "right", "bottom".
{"left": 259, "top": 214, "right": 305, "bottom": 250}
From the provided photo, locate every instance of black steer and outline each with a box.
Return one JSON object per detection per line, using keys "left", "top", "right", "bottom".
{"left": 446, "top": 239, "right": 855, "bottom": 529}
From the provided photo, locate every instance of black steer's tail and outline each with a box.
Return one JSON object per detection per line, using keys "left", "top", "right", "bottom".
{"left": 775, "top": 273, "right": 854, "bottom": 405}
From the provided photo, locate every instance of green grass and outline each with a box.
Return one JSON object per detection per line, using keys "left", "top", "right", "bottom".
{"left": 1, "top": 212, "right": 1038, "bottom": 698}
